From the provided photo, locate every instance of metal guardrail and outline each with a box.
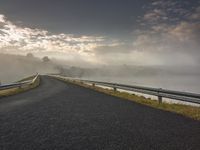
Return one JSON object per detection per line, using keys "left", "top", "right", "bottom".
{"left": 0, "top": 74, "right": 39, "bottom": 90}
{"left": 56, "top": 76, "right": 200, "bottom": 104}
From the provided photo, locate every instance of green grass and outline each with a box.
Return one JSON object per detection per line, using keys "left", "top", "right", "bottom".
{"left": 56, "top": 77, "right": 200, "bottom": 121}
{"left": 0, "top": 76, "right": 40, "bottom": 97}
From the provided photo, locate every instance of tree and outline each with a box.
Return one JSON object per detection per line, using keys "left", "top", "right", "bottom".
{"left": 42, "top": 56, "right": 50, "bottom": 62}
{"left": 26, "top": 53, "right": 34, "bottom": 58}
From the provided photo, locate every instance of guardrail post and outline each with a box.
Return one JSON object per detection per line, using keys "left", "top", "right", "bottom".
{"left": 92, "top": 83, "right": 95, "bottom": 87}
{"left": 113, "top": 87, "right": 117, "bottom": 92}
{"left": 158, "top": 95, "right": 162, "bottom": 104}
{"left": 53, "top": 76, "right": 200, "bottom": 105}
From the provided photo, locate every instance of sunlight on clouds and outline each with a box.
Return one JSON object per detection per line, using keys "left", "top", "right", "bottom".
{"left": 0, "top": 14, "right": 109, "bottom": 57}
{"left": 0, "top": 14, "right": 126, "bottom": 65}
{"left": 0, "top": 14, "right": 6, "bottom": 23}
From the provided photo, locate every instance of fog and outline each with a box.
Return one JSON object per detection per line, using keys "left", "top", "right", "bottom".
{"left": 0, "top": 53, "right": 200, "bottom": 94}
{"left": 0, "top": 53, "right": 59, "bottom": 84}
{"left": 82, "top": 75, "right": 200, "bottom": 93}
{"left": 55, "top": 60, "right": 200, "bottom": 93}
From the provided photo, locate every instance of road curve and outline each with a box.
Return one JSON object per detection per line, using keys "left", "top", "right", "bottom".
{"left": 0, "top": 76, "right": 200, "bottom": 150}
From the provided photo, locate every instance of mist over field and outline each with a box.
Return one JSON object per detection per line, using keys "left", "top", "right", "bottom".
{"left": 59, "top": 64, "right": 200, "bottom": 93}
{"left": 0, "top": 53, "right": 59, "bottom": 83}
{"left": 1, "top": 53, "right": 200, "bottom": 93}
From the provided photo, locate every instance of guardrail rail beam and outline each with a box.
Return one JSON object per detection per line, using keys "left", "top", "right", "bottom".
{"left": 53, "top": 75, "right": 200, "bottom": 105}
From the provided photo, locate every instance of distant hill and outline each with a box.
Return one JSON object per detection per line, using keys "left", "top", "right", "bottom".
{"left": 0, "top": 53, "right": 59, "bottom": 84}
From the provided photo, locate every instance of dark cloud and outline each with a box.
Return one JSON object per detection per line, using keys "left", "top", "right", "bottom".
{"left": 0, "top": 0, "right": 149, "bottom": 36}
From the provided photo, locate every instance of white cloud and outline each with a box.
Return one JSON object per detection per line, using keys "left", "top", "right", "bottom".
{"left": 0, "top": 14, "right": 6, "bottom": 23}
{"left": 143, "top": 9, "right": 166, "bottom": 22}
{"left": 168, "top": 22, "right": 200, "bottom": 42}
{"left": 133, "top": 21, "right": 200, "bottom": 52}
{"left": 0, "top": 13, "right": 111, "bottom": 59}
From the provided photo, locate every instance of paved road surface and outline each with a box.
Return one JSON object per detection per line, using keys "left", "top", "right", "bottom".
{"left": 0, "top": 76, "right": 200, "bottom": 150}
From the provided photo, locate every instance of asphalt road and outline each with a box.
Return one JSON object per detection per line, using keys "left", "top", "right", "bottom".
{"left": 0, "top": 76, "right": 200, "bottom": 150}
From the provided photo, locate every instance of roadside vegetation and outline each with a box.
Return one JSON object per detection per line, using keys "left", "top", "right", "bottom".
{"left": 0, "top": 75, "right": 40, "bottom": 97}
{"left": 56, "top": 77, "right": 200, "bottom": 121}
{"left": 17, "top": 75, "right": 37, "bottom": 82}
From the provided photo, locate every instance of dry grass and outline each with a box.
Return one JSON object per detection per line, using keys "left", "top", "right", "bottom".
{"left": 56, "top": 77, "right": 200, "bottom": 121}
{"left": 0, "top": 76, "right": 40, "bottom": 97}
{"left": 17, "top": 75, "right": 36, "bottom": 82}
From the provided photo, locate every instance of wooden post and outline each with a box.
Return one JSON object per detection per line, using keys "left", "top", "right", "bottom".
{"left": 92, "top": 83, "right": 95, "bottom": 87}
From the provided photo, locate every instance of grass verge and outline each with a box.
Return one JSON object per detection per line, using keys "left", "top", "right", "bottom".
{"left": 0, "top": 75, "right": 40, "bottom": 97}
{"left": 17, "top": 75, "right": 36, "bottom": 82}
{"left": 56, "top": 77, "right": 200, "bottom": 121}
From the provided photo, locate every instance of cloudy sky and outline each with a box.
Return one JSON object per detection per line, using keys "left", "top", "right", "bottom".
{"left": 0, "top": 0, "right": 200, "bottom": 66}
